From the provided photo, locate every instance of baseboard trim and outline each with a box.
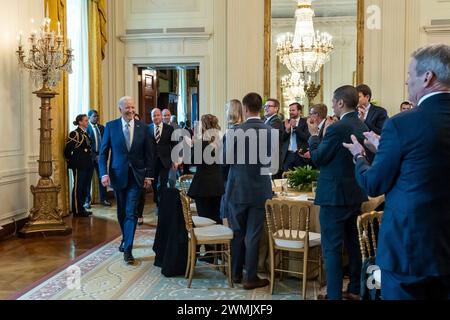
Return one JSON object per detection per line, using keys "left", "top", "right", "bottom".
{"left": 0, "top": 217, "right": 28, "bottom": 240}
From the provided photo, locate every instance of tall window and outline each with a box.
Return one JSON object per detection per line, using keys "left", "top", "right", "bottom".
{"left": 67, "top": 0, "right": 89, "bottom": 130}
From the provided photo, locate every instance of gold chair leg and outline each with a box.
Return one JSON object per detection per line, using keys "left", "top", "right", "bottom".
{"left": 185, "top": 239, "right": 191, "bottom": 278}
{"left": 269, "top": 247, "right": 275, "bottom": 294}
{"left": 226, "top": 243, "right": 233, "bottom": 288}
{"left": 302, "top": 250, "right": 308, "bottom": 300}
{"left": 187, "top": 240, "right": 196, "bottom": 288}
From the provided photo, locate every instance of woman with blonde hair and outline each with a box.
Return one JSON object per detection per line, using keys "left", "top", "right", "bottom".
{"left": 188, "top": 114, "right": 225, "bottom": 230}
{"left": 226, "top": 99, "right": 244, "bottom": 129}
{"left": 220, "top": 99, "right": 244, "bottom": 222}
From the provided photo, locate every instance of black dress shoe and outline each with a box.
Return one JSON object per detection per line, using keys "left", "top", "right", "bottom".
{"left": 124, "top": 252, "right": 135, "bottom": 265}
{"left": 243, "top": 277, "right": 270, "bottom": 290}
{"left": 102, "top": 200, "right": 112, "bottom": 207}
{"left": 232, "top": 276, "right": 242, "bottom": 284}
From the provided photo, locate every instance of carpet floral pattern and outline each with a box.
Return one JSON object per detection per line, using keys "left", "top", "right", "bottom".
{"left": 17, "top": 229, "right": 324, "bottom": 300}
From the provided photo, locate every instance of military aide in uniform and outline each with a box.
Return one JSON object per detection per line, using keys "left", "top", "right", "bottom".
{"left": 64, "top": 114, "right": 94, "bottom": 217}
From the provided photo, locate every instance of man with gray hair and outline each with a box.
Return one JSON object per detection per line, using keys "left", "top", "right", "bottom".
{"left": 99, "top": 96, "right": 154, "bottom": 264}
{"left": 343, "top": 44, "right": 450, "bottom": 299}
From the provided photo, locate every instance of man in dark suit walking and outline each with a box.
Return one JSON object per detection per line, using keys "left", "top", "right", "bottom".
{"left": 99, "top": 97, "right": 154, "bottom": 264}
{"left": 225, "top": 92, "right": 274, "bottom": 290}
{"left": 85, "top": 109, "right": 111, "bottom": 208}
{"left": 356, "top": 84, "right": 388, "bottom": 135}
{"left": 344, "top": 44, "right": 450, "bottom": 300}
{"left": 148, "top": 108, "right": 176, "bottom": 207}
{"left": 309, "top": 85, "right": 369, "bottom": 300}
{"left": 281, "top": 102, "right": 311, "bottom": 172}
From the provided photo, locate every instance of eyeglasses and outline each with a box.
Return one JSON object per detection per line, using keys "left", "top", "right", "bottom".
{"left": 264, "top": 104, "right": 275, "bottom": 109}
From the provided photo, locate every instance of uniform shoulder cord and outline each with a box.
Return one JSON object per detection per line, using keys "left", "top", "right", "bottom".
{"left": 66, "top": 131, "right": 85, "bottom": 149}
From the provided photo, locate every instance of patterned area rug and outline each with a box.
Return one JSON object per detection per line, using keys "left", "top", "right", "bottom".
{"left": 16, "top": 229, "right": 324, "bottom": 300}
{"left": 91, "top": 204, "right": 158, "bottom": 227}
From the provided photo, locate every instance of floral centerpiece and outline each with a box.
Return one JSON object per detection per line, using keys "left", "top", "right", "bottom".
{"left": 284, "top": 165, "right": 319, "bottom": 192}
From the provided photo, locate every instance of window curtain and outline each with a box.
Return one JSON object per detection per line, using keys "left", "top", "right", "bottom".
{"left": 88, "top": 0, "right": 107, "bottom": 204}
{"left": 67, "top": 0, "right": 90, "bottom": 131}
{"left": 177, "top": 67, "right": 187, "bottom": 123}
{"left": 88, "top": 0, "right": 107, "bottom": 116}
{"left": 45, "top": 0, "right": 69, "bottom": 216}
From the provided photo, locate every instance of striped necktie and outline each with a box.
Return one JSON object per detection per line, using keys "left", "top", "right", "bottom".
{"left": 155, "top": 125, "right": 161, "bottom": 144}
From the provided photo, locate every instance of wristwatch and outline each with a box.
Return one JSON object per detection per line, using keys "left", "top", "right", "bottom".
{"left": 353, "top": 152, "right": 365, "bottom": 162}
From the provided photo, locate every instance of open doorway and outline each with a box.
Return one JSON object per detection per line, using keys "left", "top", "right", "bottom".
{"left": 137, "top": 64, "right": 200, "bottom": 130}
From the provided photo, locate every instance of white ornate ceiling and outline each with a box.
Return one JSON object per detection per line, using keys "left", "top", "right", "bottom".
{"left": 272, "top": 0, "right": 357, "bottom": 18}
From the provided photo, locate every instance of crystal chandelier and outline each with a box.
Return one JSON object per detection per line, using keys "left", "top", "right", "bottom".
{"left": 281, "top": 72, "right": 306, "bottom": 101}
{"left": 277, "top": 0, "right": 334, "bottom": 75}
{"left": 17, "top": 18, "right": 73, "bottom": 90}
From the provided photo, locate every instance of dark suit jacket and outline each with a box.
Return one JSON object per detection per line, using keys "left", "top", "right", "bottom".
{"left": 365, "top": 104, "right": 388, "bottom": 135}
{"left": 86, "top": 122, "right": 105, "bottom": 156}
{"left": 281, "top": 117, "right": 310, "bottom": 163}
{"left": 149, "top": 122, "right": 175, "bottom": 169}
{"left": 265, "top": 114, "right": 283, "bottom": 130}
{"left": 354, "top": 93, "right": 450, "bottom": 276}
{"left": 309, "top": 112, "right": 368, "bottom": 206}
{"left": 64, "top": 127, "right": 93, "bottom": 170}
{"left": 188, "top": 141, "right": 225, "bottom": 198}
{"left": 99, "top": 119, "right": 154, "bottom": 190}
{"left": 224, "top": 119, "right": 273, "bottom": 207}
{"left": 265, "top": 114, "right": 283, "bottom": 171}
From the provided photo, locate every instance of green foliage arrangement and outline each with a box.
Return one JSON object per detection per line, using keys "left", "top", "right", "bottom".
{"left": 285, "top": 165, "right": 319, "bottom": 192}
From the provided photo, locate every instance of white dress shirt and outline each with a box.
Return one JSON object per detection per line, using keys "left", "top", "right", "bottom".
{"left": 418, "top": 91, "right": 450, "bottom": 106}
{"left": 363, "top": 104, "right": 372, "bottom": 120}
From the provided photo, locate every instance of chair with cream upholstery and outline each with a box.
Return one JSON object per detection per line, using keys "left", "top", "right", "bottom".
{"left": 180, "top": 192, "right": 233, "bottom": 288}
{"left": 265, "top": 199, "right": 322, "bottom": 299}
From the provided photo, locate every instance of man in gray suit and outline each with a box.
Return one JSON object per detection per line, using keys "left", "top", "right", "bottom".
{"left": 224, "top": 92, "right": 274, "bottom": 290}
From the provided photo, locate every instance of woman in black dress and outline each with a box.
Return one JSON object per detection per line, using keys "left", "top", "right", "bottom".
{"left": 187, "top": 114, "right": 224, "bottom": 224}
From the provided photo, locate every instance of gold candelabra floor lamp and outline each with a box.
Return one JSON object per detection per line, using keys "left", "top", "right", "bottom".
{"left": 16, "top": 18, "right": 73, "bottom": 237}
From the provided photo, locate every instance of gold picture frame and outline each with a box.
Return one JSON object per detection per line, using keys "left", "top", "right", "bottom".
{"left": 264, "top": 0, "right": 365, "bottom": 98}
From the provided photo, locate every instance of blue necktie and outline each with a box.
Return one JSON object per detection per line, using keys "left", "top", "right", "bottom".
{"left": 124, "top": 123, "right": 131, "bottom": 151}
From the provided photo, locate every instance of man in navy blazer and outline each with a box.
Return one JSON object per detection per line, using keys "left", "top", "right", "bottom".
{"left": 99, "top": 96, "right": 154, "bottom": 264}
{"left": 344, "top": 44, "right": 450, "bottom": 299}
{"left": 85, "top": 109, "right": 111, "bottom": 208}
{"left": 224, "top": 92, "right": 275, "bottom": 290}
{"left": 356, "top": 84, "right": 389, "bottom": 135}
{"left": 309, "top": 85, "right": 369, "bottom": 300}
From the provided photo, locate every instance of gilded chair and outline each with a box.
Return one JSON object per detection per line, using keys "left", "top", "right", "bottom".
{"left": 180, "top": 192, "right": 233, "bottom": 288}
{"left": 177, "top": 174, "right": 197, "bottom": 213}
{"left": 357, "top": 211, "right": 383, "bottom": 261}
{"left": 357, "top": 211, "right": 383, "bottom": 292}
{"left": 265, "top": 199, "right": 322, "bottom": 299}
